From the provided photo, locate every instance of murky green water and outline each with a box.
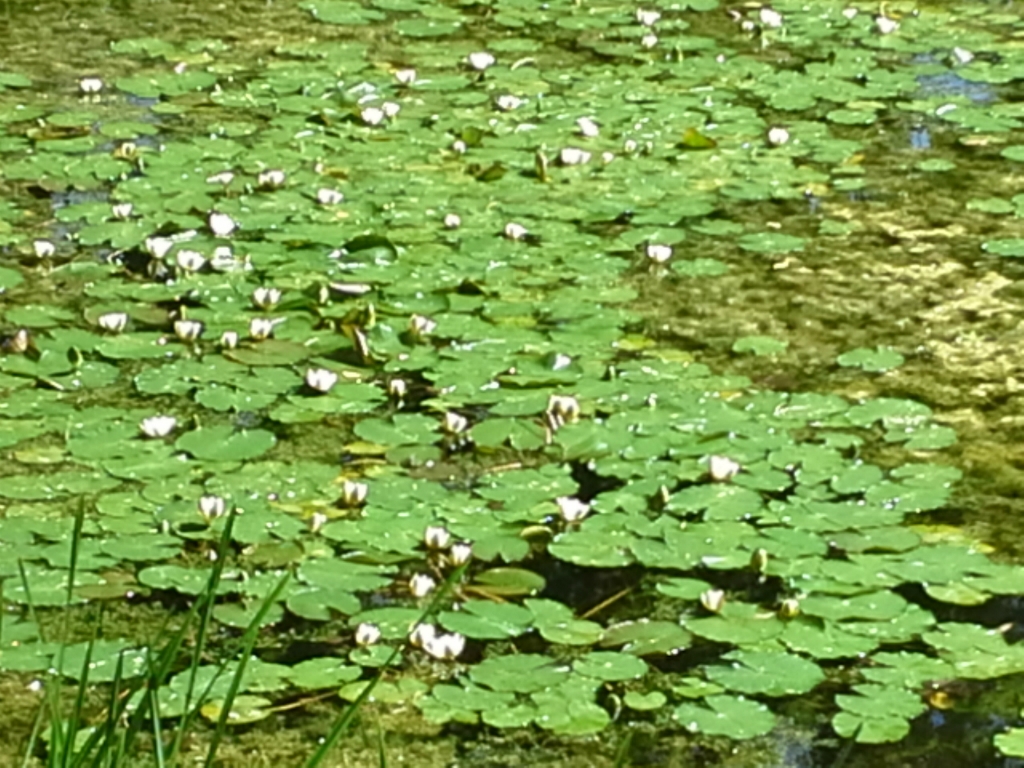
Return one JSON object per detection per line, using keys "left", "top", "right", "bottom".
{"left": 6, "top": 0, "right": 1024, "bottom": 766}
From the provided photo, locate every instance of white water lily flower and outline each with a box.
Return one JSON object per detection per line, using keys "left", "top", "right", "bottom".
{"left": 197, "top": 495, "right": 227, "bottom": 524}
{"left": 441, "top": 411, "right": 469, "bottom": 435}
{"left": 409, "top": 623, "right": 437, "bottom": 649}
{"left": 248, "top": 317, "right": 279, "bottom": 340}
{"left": 387, "top": 378, "right": 408, "bottom": 400}
{"left": 309, "top": 512, "right": 328, "bottom": 533}
{"left": 842, "top": 7, "right": 858, "bottom": 19}
{"left": 6, "top": 329, "right": 30, "bottom": 354}
{"left": 209, "top": 245, "right": 240, "bottom": 272}
{"left": 449, "top": 542, "right": 473, "bottom": 566}
{"left": 546, "top": 394, "right": 581, "bottom": 427}
{"left": 559, "top": 147, "right": 591, "bottom": 166}
{"left": 451, "top": 139, "right": 468, "bottom": 154}
{"left": 382, "top": 101, "right": 401, "bottom": 119}
{"left": 208, "top": 211, "right": 237, "bottom": 237}
{"left": 111, "top": 203, "right": 134, "bottom": 220}
{"left": 341, "top": 479, "right": 368, "bottom": 507}
{"left": 496, "top": 94, "right": 525, "bottom": 111}
{"left": 408, "top": 314, "right": 437, "bottom": 339}
{"left": 175, "top": 250, "right": 206, "bottom": 273}
{"left": 556, "top": 496, "right": 590, "bottom": 523}
{"left": 410, "top": 573, "right": 437, "bottom": 598}
{"left": 766, "top": 126, "right": 790, "bottom": 146}
{"left": 503, "top": 222, "right": 528, "bottom": 241}
{"left": 700, "top": 588, "right": 726, "bottom": 613}
{"left": 257, "top": 169, "right": 286, "bottom": 189}
{"left": 354, "top": 623, "right": 382, "bottom": 647}
{"left": 424, "top": 525, "right": 452, "bottom": 550}
{"left": 173, "top": 319, "right": 204, "bottom": 342}
{"left": 97, "top": 312, "right": 128, "bottom": 333}
{"left": 305, "top": 367, "right": 339, "bottom": 393}
{"left": 759, "top": 6, "right": 783, "bottom": 28}
{"left": 394, "top": 68, "right": 417, "bottom": 85}
{"left": 467, "top": 51, "right": 496, "bottom": 71}
{"left": 145, "top": 236, "right": 175, "bottom": 260}
{"left": 140, "top": 415, "right": 177, "bottom": 438}
{"left": 443, "top": 213, "right": 461, "bottom": 229}
{"left": 645, "top": 243, "right": 673, "bottom": 263}
{"left": 874, "top": 14, "right": 899, "bottom": 34}
{"left": 635, "top": 9, "right": 660, "bottom": 26}
{"left": 219, "top": 330, "right": 239, "bottom": 349}
{"left": 79, "top": 77, "right": 103, "bottom": 94}
{"left": 316, "top": 188, "right": 344, "bottom": 205}
{"left": 361, "top": 106, "right": 385, "bottom": 126}
{"left": 952, "top": 47, "right": 974, "bottom": 65}
{"left": 206, "top": 171, "right": 235, "bottom": 186}
{"left": 601, "top": 151, "right": 615, "bottom": 164}
{"left": 623, "top": 139, "right": 638, "bottom": 153}
{"left": 252, "top": 286, "right": 282, "bottom": 310}
{"left": 576, "top": 117, "right": 600, "bottom": 138}
{"left": 708, "top": 455, "right": 741, "bottom": 481}
{"left": 33, "top": 240, "right": 56, "bottom": 258}
{"left": 425, "top": 632, "right": 466, "bottom": 661}
{"left": 640, "top": 33, "right": 658, "bottom": 48}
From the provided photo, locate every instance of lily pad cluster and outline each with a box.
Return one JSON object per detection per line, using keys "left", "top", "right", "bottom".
{"left": 2, "top": 0, "right": 1024, "bottom": 760}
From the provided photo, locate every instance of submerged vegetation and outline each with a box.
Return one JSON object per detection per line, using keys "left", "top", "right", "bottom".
{"left": 5, "top": 0, "right": 1024, "bottom": 764}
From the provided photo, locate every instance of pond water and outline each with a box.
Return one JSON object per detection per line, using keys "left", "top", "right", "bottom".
{"left": 5, "top": 0, "right": 1024, "bottom": 766}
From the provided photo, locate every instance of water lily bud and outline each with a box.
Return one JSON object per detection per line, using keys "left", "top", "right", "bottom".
{"left": 778, "top": 598, "right": 801, "bottom": 619}
{"left": 175, "top": 249, "right": 206, "bottom": 274}
{"left": 208, "top": 211, "right": 237, "bottom": 237}
{"left": 206, "top": 171, "right": 235, "bottom": 186}
{"left": 635, "top": 9, "right": 660, "bottom": 26}
{"left": 640, "top": 33, "right": 658, "bottom": 49}
{"left": 759, "top": 6, "right": 783, "bottom": 28}
{"left": 441, "top": 411, "right": 469, "bottom": 435}
{"left": 248, "top": 317, "right": 277, "bottom": 341}
{"left": 197, "top": 495, "right": 227, "bottom": 524}
{"left": 305, "top": 367, "right": 339, "bottom": 393}
{"left": 354, "top": 622, "right": 382, "bottom": 646}
{"left": 394, "top": 68, "right": 417, "bottom": 85}
{"left": 257, "top": 169, "right": 286, "bottom": 189}
{"left": 407, "top": 314, "right": 437, "bottom": 341}
{"left": 382, "top": 101, "right": 401, "bottom": 119}
{"left": 467, "top": 51, "right": 496, "bottom": 71}
{"left": 451, "top": 139, "right": 468, "bottom": 154}
{"left": 140, "top": 415, "right": 177, "bottom": 438}
{"left": 111, "top": 202, "right": 134, "bottom": 220}
{"left": 601, "top": 151, "right": 615, "bottom": 164}
{"left": 409, "top": 623, "right": 437, "bottom": 648}
{"left": 173, "top": 319, "right": 204, "bottom": 342}
{"left": 503, "top": 222, "right": 528, "bottom": 241}
{"left": 410, "top": 573, "right": 437, "bottom": 598}
{"left": 387, "top": 378, "right": 408, "bottom": 400}
{"left": 767, "top": 126, "right": 790, "bottom": 146}
{"left": 449, "top": 542, "right": 473, "bottom": 566}
{"left": 309, "top": 512, "right": 328, "bottom": 533}
{"left": 79, "top": 77, "right": 103, "bottom": 94}
{"left": 424, "top": 525, "right": 452, "bottom": 550}
{"left": 145, "top": 236, "right": 174, "bottom": 260}
{"left": 113, "top": 142, "right": 138, "bottom": 161}
{"left": 316, "top": 188, "right": 344, "bottom": 205}
{"left": 700, "top": 588, "right": 726, "bottom": 614}
{"left": 874, "top": 14, "right": 899, "bottom": 34}
{"left": 443, "top": 213, "right": 461, "bottom": 229}
{"left": 5, "top": 329, "right": 30, "bottom": 354}
{"left": 709, "top": 455, "right": 742, "bottom": 482}
{"left": 576, "top": 117, "right": 600, "bottom": 138}
{"left": 341, "top": 479, "right": 368, "bottom": 508}
{"left": 559, "top": 147, "right": 591, "bottom": 166}
{"left": 252, "top": 286, "right": 282, "bottom": 310}
{"left": 361, "top": 106, "right": 385, "bottom": 126}
{"left": 556, "top": 496, "right": 590, "bottom": 523}
{"left": 425, "top": 632, "right": 466, "bottom": 661}
{"left": 97, "top": 312, "right": 128, "bottom": 333}
{"left": 496, "top": 94, "right": 525, "bottom": 111}
{"left": 219, "top": 330, "right": 239, "bottom": 349}
{"left": 750, "top": 548, "right": 769, "bottom": 573}
{"left": 33, "top": 240, "right": 56, "bottom": 258}
{"left": 646, "top": 243, "right": 673, "bottom": 263}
